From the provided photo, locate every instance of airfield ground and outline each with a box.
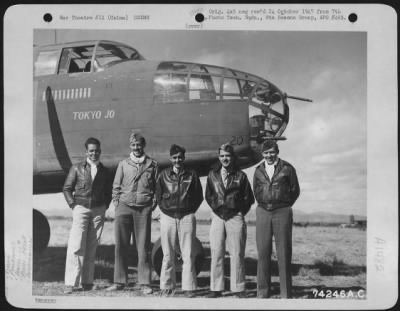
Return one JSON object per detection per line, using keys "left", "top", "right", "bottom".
{"left": 33, "top": 218, "right": 366, "bottom": 299}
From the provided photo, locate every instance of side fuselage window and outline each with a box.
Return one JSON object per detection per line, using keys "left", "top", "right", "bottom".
{"left": 34, "top": 50, "right": 59, "bottom": 77}
{"left": 154, "top": 73, "right": 188, "bottom": 104}
{"left": 189, "top": 74, "right": 217, "bottom": 100}
{"left": 223, "top": 78, "right": 242, "bottom": 99}
{"left": 154, "top": 62, "right": 262, "bottom": 104}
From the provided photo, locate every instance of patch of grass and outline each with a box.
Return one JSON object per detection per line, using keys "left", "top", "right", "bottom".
{"left": 314, "top": 251, "right": 365, "bottom": 276}
{"left": 314, "top": 251, "right": 346, "bottom": 276}
{"left": 297, "top": 267, "right": 321, "bottom": 280}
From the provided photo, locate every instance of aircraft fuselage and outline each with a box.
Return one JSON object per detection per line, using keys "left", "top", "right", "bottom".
{"left": 33, "top": 40, "right": 289, "bottom": 194}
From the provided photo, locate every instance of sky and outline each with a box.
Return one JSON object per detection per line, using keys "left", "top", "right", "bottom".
{"left": 34, "top": 29, "right": 367, "bottom": 216}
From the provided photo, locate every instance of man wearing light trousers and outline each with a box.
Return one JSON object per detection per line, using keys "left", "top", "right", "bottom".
{"left": 156, "top": 144, "right": 203, "bottom": 297}
{"left": 62, "top": 137, "right": 112, "bottom": 294}
{"left": 205, "top": 143, "right": 254, "bottom": 298}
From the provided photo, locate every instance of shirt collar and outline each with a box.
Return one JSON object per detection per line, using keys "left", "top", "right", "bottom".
{"left": 264, "top": 158, "right": 279, "bottom": 168}
{"left": 220, "top": 166, "right": 235, "bottom": 175}
{"left": 169, "top": 166, "right": 185, "bottom": 176}
{"left": 86, "top": 158, "right": 100, "bottom": 167}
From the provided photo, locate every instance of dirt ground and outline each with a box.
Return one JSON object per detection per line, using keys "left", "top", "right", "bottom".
{"left": 33, "top": 218, "right": 366, "bottom": 299}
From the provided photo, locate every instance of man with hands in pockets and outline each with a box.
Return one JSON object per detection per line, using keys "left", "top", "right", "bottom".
{"left": 63, "top": 137, "right": 112, "bottom": 294}
{"left": 106, "top": 132, "right": 158, "bottom": 295}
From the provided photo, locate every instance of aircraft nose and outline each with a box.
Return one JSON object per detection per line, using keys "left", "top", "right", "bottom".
{"left": 248, "top": 86, "right": 289, "bottom": 161}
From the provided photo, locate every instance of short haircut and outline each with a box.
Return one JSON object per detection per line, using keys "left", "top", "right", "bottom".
{"left": 262, "top": 140, "right": 279, "bottom": 153}
{"left": 130, "top": 132, "right": 146, "bottom": 146}
{"left": 219, "top": 143, "right": 235, "bottom": 156}
{"left": 85, "top": 137, "right": 101, "bottom": 149}
{"left": 170, "top": 144, "right": 186, "bottom": 156}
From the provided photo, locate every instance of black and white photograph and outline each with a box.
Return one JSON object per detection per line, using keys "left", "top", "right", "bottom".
{"left": 4, "top": 4, "right": 397, "bottom": 310}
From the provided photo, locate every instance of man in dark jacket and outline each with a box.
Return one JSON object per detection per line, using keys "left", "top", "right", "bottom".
{"left": 205, "top": 143, "right": 254, "bottom": 298}
{"left": 253, "top": 140, "right": 300, "bottom": 298}
{"left": 156, "top": 144, "right": 203, "bottom": 297}
{"left": 106, "top": 132, "right": 158, "bottom": 294}
{"left": 62, "top": 137, "right": 112, "bottom": 294}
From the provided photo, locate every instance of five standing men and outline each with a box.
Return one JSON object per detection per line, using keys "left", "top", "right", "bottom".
{"left": 63, "top": 136, "right": 300, "bottom": 298}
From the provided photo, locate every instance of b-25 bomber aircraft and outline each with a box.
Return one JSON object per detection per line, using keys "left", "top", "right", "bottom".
{"left": 33, "top": 40, "right": 311, "bottom": 272}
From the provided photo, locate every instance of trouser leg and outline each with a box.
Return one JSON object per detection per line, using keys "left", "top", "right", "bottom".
{"left": 113, "top": 213, "right": 133, "bottom": 285}
{"left": 65, "top": 205, "right": 90, "bottom": 286}
{"left": 256, "top": 206, "right": 273, "bottom": 298}
{"left": 272, "top": 207, "right": 293, "bottom": 298}
{"left": 179, "top": 213, "right": 197, "bottom": 291}
{"left": 133, "top": 206, "right": 152, "bottom": 285}
{"left": 209, "top": 214, "right": 226, "bottom": 291}
{"left": 81, "top": 205, "right": 106, "bottom": 285}
{"left": 226, "top": 213, "right": 246, "bottom": 292}
{"left": 160, "top": 212, "right": 177, "bottom": 290}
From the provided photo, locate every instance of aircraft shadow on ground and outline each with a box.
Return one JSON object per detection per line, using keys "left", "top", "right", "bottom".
{"left": 33, "top": 244, "right": 366, "bottom": 286}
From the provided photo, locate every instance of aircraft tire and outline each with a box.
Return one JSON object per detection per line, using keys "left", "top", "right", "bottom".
{"left": 33, "top": 209, "right": 50, "bottom": 255}
{"left": 151, "top": 236, "right": 204, "bottom": 276}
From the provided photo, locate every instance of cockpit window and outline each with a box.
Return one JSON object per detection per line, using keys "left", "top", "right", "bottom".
{"left": 95, "top": 43, "right": 144, "bottom": 68}
{"left": 34, "top": 50, "right": 59, "bottom": 76}
{"left": 58, "top": 45, "right": 95, "bottom": 74}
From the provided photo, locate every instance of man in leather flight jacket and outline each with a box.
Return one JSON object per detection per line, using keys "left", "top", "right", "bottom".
{"left": 62, "top": 137, "right": 112, "bottom": 294}
{"left": 205, "top": 143, "right": 254, "bottom": 298}
{"left": 156, "top": 144, "right": 203, "bottom": 297}
{"left": 253, "top": 140, "right": 300, "bottom": 299}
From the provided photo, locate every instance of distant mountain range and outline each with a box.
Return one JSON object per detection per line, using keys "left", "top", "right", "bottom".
{"left": 195, "top": 206, "right": 366, "bottom": 224}
{"left": 36, "top": 194, "right": 366, "bottom": 224}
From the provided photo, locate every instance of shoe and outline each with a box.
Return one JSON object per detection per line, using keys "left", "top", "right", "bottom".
{"left": 206, "top": 291, "right": 222, "bottom": 298}
{"left": 63, "top": 286, "right": 80, "bottom": 294}
{"left": 142, "top": 285, "right": 153, "bottom": 295}
{"left": 233, "top": 291, "right": 247, "bottom": 298}
{"left": 160, "top": 289, "right": 175, "bottom": 297}
{"left": 105, "top": 283, "right": 125, "bottom": 291}
{"left": 183, "top": 291, "right": 196, "bottom": 298}
{"left": 81, "top": 283, "right": 93, "bottom": 291}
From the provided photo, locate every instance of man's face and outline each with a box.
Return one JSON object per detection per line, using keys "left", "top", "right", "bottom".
{"left": 130, "top": 139, "right": 145, "bottom": 157}
{"left": 170, "top": 152, "right": 185, "bottom": 170}
{"left": 219, "top": 150, "right": 233, "bottom": 169}
{"left": 262, "top": 147, "right": 278, "bottom": 165}
{"left": 86, "top": 143, "right": 101, "bottom": 162}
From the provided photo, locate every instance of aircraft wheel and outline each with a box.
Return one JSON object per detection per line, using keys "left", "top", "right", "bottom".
{"left": 33, "top": 209, "right": 50, "bottom": 255}
{"left": 151, "top": 237, "right": 204, "bottom": 276}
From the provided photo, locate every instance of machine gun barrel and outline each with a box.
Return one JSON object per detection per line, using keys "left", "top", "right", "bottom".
{"left": 286, "top": 94, "right": 313, "bottom": 102}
